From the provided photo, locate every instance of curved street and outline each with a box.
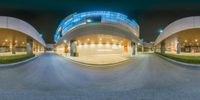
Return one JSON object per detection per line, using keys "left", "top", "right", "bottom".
{"left": 0, "top": 53, "right": 200, "bottom": 100}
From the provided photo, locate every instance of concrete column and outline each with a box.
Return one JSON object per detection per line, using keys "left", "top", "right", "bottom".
{"left": 26, "top": 39, "right": 33, "bottom": 55}
{"left": 12, "top": 36, "right": 16, "bottom": 54}
{"left": 70, "top": 40, "right": 75, "bottom": 56}
{"left": 36, "top": 45, "right": 39, "bottom": 52}
{"left": 12, "top": 42, "right": 16, "bottom": 54}
{"left": 161, "top": 41, "right": 165, "bottom": 54}
{"left": 132, "top": 43, "right": 138, "bottom": 55}
{"left": 142, "top": 46, "right": 144, "bottom": 52}
{"left": 176, "top": 43, "right": 181, "bottom": 54}
{"left": 135, "top": 44, "right": 138, "bottom": 55}
{"left": 70, "top": 40, "right": 78, "bottom": 57}
{"left": 38, "top": 46, "right": 40, "bottom": 52}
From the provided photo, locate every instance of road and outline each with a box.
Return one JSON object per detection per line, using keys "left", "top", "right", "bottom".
{"left": 0, "top": 53, "right": 200, "bottom": 100}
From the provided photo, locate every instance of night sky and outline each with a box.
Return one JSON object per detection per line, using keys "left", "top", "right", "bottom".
{"left": 0, "top": 0, "right": 200, "bottom": 43}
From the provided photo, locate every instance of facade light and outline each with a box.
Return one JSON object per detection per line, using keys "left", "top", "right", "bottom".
{"left": 184, "top": 40, "right": 187, "bottom": 43}
{"left": 159, "top": 29, "right": 163, "bottom": 33}
{"left": 86, "top": 19, "right": 92, "bottom": 23}
{"left": 91, "top": 43, "right": 95, "bottom": 47}
{"left": 64, "top": 40, "right": 67, "bottom": 43}
{"left": 98, "top": 43, "right": 103, "bottom": 47}
{"left": 54, "top": 11, "right": 138, "bottom": 42}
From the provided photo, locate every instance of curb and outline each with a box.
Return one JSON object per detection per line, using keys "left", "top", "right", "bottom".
{"left": 64, "top": 56, "right": 132, "bottom": 67}
{"left": 156, "top": 54, "right": 200, "bottom": 68}
{"left": 0, "top": 53, "right": 43, "bottom": 68}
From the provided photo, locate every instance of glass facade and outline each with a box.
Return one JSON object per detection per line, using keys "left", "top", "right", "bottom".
{"left": 54, "top": 11, "right": 139, "bottom": 42}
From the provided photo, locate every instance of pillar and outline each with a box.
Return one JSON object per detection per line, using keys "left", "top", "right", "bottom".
{"left": 132, "top": 43, "right": 137, "bottom": 55}
{"left": 12, "top": 36, "right": 16, "bottom": 54}
{"left": 161, "top": 41, "right": 165, "bottom": 54}
{"left": 38, "top": 45, "right": 40, "bottom": 52}
{"left": 36, "top": 45, "right": 39, "bottom": 52}
{"left": 135, "top": 44, "right": 138, "bottom": 55}
{"left": 142, "top": 45, "right": 144, "bottom": 52}
{"left": 176, "top": 43, "right": 181, "bottom": 54}
{"left": 70, "top": 40, "right": 76, "bottom": 56}
{"left": 12, "top": 42, "right": 16, "bottom": 54}
{"left": 26, "top": 39, "right": 33, "bottom": 55}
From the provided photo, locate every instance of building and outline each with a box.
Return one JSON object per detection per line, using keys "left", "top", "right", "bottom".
{"left": 155, "top": 16, "right": 200, "bottom": 54}
{"left": 142, "top": 42, "right": 154, "bottom": 53}
{"left": 54, "top": 11, "right": 140, "bottom": 61}
{"left": 0, "top": 16, "right": 46, "bottom": 56}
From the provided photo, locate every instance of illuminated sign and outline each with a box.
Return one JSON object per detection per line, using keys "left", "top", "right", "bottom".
{"left": 85, "top": 16, "right": 102, "bottom": 23}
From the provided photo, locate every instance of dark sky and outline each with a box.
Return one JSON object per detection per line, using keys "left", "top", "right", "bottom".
{"left": 1, "top": 0, "right": 200, "bottom": 43}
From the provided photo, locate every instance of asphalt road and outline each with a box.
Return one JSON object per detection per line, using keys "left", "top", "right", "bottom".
{"left": 0, "top": 53, "right": 200, "bottom": 100}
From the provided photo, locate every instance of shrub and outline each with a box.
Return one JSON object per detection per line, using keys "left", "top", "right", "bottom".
{"left": 0, "top": 54, "right": 35, "bottom": 64}
{"left": 156, "top": 52, "right": 200, "bottom": 64}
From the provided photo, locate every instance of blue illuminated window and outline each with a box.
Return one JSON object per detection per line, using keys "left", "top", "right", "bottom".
{"left": 54, "top": 11, "right": 139, "bottom": 42}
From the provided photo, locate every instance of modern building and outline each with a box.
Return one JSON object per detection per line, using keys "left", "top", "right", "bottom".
{"left": 0, "top": 16, "right": 46, "bottom": 56}
{"left": 54, "top": 11, "right": 140, "bottom": 61}
{"left": 142, "top": 42, "right": 154, "bottom": 53}
{"left": 155, "top": 16, "right": 200, "bottom": 54}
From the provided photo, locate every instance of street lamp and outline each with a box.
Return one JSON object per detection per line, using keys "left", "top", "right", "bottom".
{"left": 159, "top": 29, "right": 163, "bottom": 33}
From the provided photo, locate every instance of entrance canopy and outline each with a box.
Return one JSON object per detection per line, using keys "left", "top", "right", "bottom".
{"left": 0, "top": 16, "right": 46, "bottom": 47}
{"left": 54, "top": 11, "right": 140, "bottom": 45}
{"left": 155, "top": 16, "right": 200, "bottom": 45}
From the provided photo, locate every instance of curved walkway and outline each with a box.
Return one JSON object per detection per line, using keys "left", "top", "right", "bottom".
{"left": 67, "top": 54, "right": 130, "bottom": 65}
{"left": 0, "top": 53, "right": 200, "bottom": 100}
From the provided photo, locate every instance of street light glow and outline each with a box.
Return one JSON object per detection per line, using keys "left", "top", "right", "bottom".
{"left": 159, "top": 29, "right": 163, "bottom": 33}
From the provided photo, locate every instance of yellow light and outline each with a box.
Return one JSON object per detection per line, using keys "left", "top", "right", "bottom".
{"left": 5, "top": 39, "right": 8, "bottom": 42}
{"left": 112, "top": 44, "right": 117, "bottom": 47}
{"left": 90, "top": 43, "right": 95, "bottom": 47}
{"left": 78, "top": 45, "right": 82, "bottom": 48}
{"left": 74, "top": 41, "right": 78, "bottom": 45}
{"left": 78, "top": 40, "right": 81, "bottom": 44}
{"left": 184, "top": 40, "right": 187, "bottom": 43}
{"left": 195, "top": 39, "right": 198, "bottom": 42}
{"left": 98, "top": 43, "right": 103, "bottom": 47}
{"left": 84, "top": 43, "right": 88, "bottom": 47}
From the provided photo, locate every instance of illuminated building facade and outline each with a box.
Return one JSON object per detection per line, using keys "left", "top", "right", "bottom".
{"left": 155, "top": 16, "right": 200, "bottom": 54}
{"left": 54, "top": 11, "right": 140, "bottom": 59}
{"left": 0, "top": 16, "right": 46, "bottom": 56}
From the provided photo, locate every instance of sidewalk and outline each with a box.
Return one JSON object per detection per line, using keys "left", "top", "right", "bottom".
{"left": 67, "top": 54, "right": 131, "bottom": 65}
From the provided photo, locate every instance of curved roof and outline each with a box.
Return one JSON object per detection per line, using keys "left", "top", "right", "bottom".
{"left": 155, "top": 16, "right": 200, "bottom": 45}
{"left": 0, "top": 16, "right": 46, "bottom": 47}
{"left": 55, "top": 23, "right": 140, "bottom": 45}
{"left": 54, "top": 11, "right": 139, "bottom": 43}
